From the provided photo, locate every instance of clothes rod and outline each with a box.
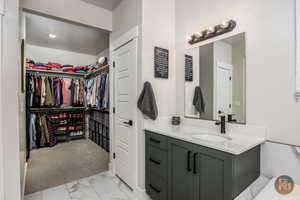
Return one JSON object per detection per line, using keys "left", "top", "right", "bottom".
{"left": 26, "top": 69, "right": 86, "bottom": 78}
{"left": 29, "top": 107, "right": 86, "bottom": 112}
{"left": 85, "top": 65, "right": 109, "bottom": 79}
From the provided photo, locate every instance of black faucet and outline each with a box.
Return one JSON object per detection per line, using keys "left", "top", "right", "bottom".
{"left": 215, "top": 115, "right": 226, "bottom": 134}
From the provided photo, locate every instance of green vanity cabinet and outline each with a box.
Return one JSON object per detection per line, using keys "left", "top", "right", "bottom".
{"left": 168, "top": 138, "right": 194, "bottom": 200}
{"left": 145, "top": 131, "right": 261, "bottom": 200}
{"left": 146, "top": 131, "right": 169, "bottom": 200}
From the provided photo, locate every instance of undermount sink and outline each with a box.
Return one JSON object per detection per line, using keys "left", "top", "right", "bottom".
{"left": 192, "top": 134, "right": 232, "bottom": 142}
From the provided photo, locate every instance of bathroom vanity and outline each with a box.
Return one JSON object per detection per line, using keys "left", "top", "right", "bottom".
{"left": 145, "top": 32, "right": 266, "bottom": 200}
{"left": 145, "top": 127, "right": 264, "bottom": 200}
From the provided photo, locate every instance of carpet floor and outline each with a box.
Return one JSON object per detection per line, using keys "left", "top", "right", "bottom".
{"left": 25, "top": 139, "right": 109, "bottom": 195}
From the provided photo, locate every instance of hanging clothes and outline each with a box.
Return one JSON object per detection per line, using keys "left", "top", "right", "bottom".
{"left": 40, "top": 76, "right": 46, "bottom": 106}
{"left": 61, "top": 79, "right": 69, "bottom": 105}
{"left": 29, "top": 114, "right": 37, "bottom": 150}
{"left": 47, "top": 117, "right": 57, "bottom": 147}
{"left": 69, "top": 78, "right": 85, "bottom": 106}
{"left": 39, "top": 115, "right": 49, "bottom": 147}
{"left": 26, "top": 74, "right": 75, "bottom": 107}
{"left": 45, "top": 77, "right": 54, "bottom": 106}
{"left": 85, "top": 73, "right": 109, "bottom": 109}
{"left": 28, "top": 114, "right": 58, "bottom": 149}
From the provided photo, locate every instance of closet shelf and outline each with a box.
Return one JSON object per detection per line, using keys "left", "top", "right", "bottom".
{"left": 85, "top": 65, "right": 109, "bottom": 79}
{"left": 29, "top": 107, "right": 86, "bottom": 112}
{"left": 26, "top": 69, "right": 86, "bottom": 78}
{"left": 27, "top": 65, "right": 109, "bottom": 79}
{"left": 70, "top": 135, "right": 85, "bottom": 140}
{"left": 87, "top": 107, "right": 109, "bottom": 113}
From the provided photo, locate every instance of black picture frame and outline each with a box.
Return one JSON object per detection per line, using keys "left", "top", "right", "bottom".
{"left": 154, "top": 47, "right": 169, "bottom": 79}
{"left": 185, "top": 54, "right": 193, "bottom": 82}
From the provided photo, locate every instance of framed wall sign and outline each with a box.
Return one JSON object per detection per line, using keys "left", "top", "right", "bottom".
{"left": 154, "top": 47, "right": 169, "bottom": 79}
{"left": 185, "top": 54, "right": 193, "bottom": 81}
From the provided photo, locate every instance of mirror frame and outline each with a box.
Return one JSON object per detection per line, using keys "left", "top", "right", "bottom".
{"left": 183, "top": 32, "right": 247, "bottom": 125}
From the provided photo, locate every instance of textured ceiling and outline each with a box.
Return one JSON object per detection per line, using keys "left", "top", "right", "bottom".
{"left": 26, "top": 13, "right": 109, "bottom": 55}
{"left": 80, "top": 0, "right": 122, "bottom": 11}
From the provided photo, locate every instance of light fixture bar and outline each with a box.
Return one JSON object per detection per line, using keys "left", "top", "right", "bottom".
{"left": 187, "top": 20, "right": 237, "bottom": 45}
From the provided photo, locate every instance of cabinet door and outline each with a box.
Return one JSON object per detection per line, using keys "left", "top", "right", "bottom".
{"left": 193, "top": 147, "right": 233, "bottom": 200}
{"left": 168, "top": 138, "right": 194, "bottom": 200}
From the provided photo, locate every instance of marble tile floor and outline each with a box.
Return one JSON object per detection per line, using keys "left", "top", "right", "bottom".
{"left": 24, "top": 171, "right": 149, "bottom": 200}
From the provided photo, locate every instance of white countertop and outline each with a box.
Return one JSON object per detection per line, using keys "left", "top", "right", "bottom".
{"left": 253, "top": 178, "right": 300, "bottom": 200}
{"left": 144, "top": 122, "right": 266, "bottom": 155}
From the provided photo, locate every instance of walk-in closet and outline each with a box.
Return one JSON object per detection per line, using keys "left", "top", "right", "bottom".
{"left": 23, "top": 12, "right": 111, "bottom": 194}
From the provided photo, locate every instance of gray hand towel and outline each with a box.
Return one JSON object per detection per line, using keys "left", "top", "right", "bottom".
{"left": 137, "top": 82, "right": 158, "bottom": 120}
{"left": 193, "top": 86, "right": 205, "bottom": 113}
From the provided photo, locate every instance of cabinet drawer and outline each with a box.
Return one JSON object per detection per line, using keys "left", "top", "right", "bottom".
{"left": 147, "top": 145, "right": 167, "bottom": 179}
{"left": 146, "top": 173, "right": 167, "bottom": 200}
{"left": 146, "top": 131, "right": 167, "bottom": 150}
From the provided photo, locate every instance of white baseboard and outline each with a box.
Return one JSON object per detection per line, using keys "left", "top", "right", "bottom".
{"left": 22, "top": 162, "right": 28, "bottom": 200}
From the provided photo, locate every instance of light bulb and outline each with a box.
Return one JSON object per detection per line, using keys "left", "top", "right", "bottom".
{"left": 221, "top": 21, "right": 229, "bottom": 28}
{"left": 186, "top": 35, "right": 192, "bottom": 41}
{"left": 207, "top": 26, "right": 214, "bottom": 33}
{"left": 49, "top": 34, "right": 57, "bottom": 39}
{"left": 195, "top": 32, "right": 202, "bottom": 38}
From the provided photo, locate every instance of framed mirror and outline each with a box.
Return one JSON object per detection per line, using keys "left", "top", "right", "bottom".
{"left": 184, "top": 33, "right": 246, "bottom": 124}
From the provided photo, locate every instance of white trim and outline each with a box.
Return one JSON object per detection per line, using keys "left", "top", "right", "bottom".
{"left": 216, "top": 61, "right": 233, "bottom": 70}
{"left": 21, "top": 163, "right": 27, "bottom": 200}
{"left": 0, "top": 0, "right": 4, "bottom": 16}
{"left": 0, "top": 15, "right": 4, "bottom": 200}
{"left": 296, "top": 0, "right": 300, "bottom": 101}
{"left": 110, "top": 26, "right": 139, "bottom": 51}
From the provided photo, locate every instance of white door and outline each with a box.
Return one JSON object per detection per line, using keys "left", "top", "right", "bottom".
{"left": 216, "top": 63, "right": 233, "bottom": 117}
{"left": 113, "top": 38, "right": 138, "bottom": 189}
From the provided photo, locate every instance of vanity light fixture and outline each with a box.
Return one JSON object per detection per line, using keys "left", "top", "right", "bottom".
{"left": 187, "top": 20, "right": 236, "bottom": 45}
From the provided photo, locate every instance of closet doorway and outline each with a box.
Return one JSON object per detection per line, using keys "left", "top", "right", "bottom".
{"left": 23, "top": 12, "right": 111, "bottom": 195}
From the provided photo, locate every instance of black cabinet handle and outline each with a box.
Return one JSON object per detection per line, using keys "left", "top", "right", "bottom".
{"left": 149, "top": 184, "right": 161, "bottom": 193}
{"left": 149, "top": 158, "right": 161, "bottom": 165}
{"left": 150, "top": 138, "right": 161, "bottom": 144}
{"left": 187, "top": 151, "right": 192, "bottom": 172}
{"left": 193, "top": 153, "right": 198, "bottom": 174}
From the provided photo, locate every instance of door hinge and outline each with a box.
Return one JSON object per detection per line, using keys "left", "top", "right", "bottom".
{"left": 229, "top": 76, "right": 232, "bottom": 81}
{"left": 229, "top": 104, "right": 232, "bottom": 108}
{"left": 113, "top": 107, "right": 116, "bottom": 114}
{"left": 113, "top": 61, "right": 115, "bottom": 68}
{"left": 113, "top": 153, "right": 116, "bottom": 159}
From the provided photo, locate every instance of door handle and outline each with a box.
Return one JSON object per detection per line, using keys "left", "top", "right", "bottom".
{"left": 187, "top": 151, "right": 192, "bottom": 172}
{"left": 149, "top": 158, "right": 161, "bottom": 165}
{"left": 149, "top": 184, "right": 161, "bottom": 193}
{"left": 123, "top": 120, "right": 133, "bottom": 126}
{"left": 193, "top": 153, "right": 198, "bottom": 174}
{"left": 149, "top": 138, "right": 161, "bottom": 144}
